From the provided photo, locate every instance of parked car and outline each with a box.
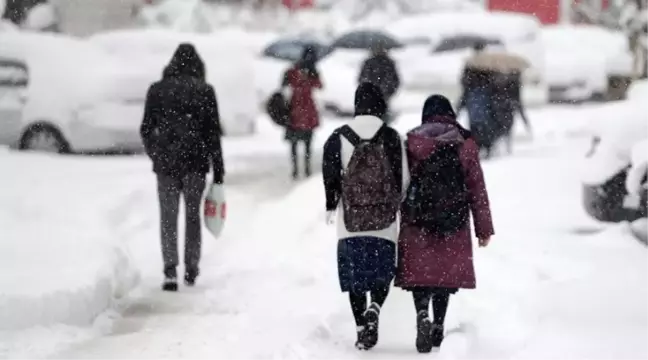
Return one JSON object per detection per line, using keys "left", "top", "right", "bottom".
{"left": 541, "top": 25, "right": 635, "bottom": 104}
{"left": 581, "top": 100, "right": 647, "bottom": 223}
{"left": 386, "top": 11, "right": 549, "bottom": 107}
{"left": 0, "top": 31, "right": 149, "bottom": 153}
{"left": 88, "top": 29, "right": 259, "bottom": 136}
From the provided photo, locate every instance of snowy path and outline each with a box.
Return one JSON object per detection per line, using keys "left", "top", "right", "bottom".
{"left": 3, "top": 104, "right": 646, "bottom": 359}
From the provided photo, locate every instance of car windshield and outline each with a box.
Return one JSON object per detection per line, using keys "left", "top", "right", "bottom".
{"left": 432, "top": 35, "right": 502, "bottom": 53}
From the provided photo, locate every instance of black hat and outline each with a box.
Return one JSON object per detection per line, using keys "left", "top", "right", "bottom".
{"left": 421, "top": 94, "right": 456, "bottom": 122}
{"left": 354, "top": 82, "right": 387, "bottom": 118}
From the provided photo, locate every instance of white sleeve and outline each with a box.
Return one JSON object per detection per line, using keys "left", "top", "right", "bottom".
{"left": 400, "top": 135, "right": 410, "bottom": 199}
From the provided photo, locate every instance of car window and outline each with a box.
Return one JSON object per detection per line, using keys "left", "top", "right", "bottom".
{"left": 0, "top": 59, "right": 28, "bottom": 87}
{"left": 433, "top": 35, "right": 502, "bottom": 53}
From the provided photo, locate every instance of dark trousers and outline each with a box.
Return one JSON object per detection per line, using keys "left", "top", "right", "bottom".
{"left": 290, "top": 137, "right": 312, "bottom": 178}
{"left": 157, "top": 173, "right": 206, "bottom": 278}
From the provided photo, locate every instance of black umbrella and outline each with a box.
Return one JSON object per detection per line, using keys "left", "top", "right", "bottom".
{"left": 332, "top": 30, "right": 403, "bottom": 50}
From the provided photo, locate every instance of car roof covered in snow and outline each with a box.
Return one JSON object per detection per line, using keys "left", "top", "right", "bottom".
{"left": 387, "top": 11, "right": 540, "bottom": 45}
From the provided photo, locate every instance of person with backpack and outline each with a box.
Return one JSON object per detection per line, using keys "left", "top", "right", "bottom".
{"left": 140, "top": 43, "right": 224, "bottom": 292}
{"left": 396, "top": 95, "right": 494, "bottom": 353}
{"left": 282, "top": 45, "right": 323, "bottom": 179}
{"left": 358, "top": 42, "right": 401, "bottom": 124}
{"left": 322, "top": 82, "right": 408, "bottom": 351}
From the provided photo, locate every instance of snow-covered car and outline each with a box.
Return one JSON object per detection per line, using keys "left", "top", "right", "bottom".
{"left": 88, "top": 29, "right": 259, "bottom": 136}
{"left": 385, "top": 11, "right": 549, "bottom": 107}
{"left": 541, "top": 25, "right": 635, "bottom": 103}
{"left": 581, "top": 96, "right": 647, "bottom": 223}
{"left": 0, "top": 31, "right": 151, "bottom": 153}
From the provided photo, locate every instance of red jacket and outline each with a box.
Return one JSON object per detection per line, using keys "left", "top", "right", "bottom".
{"left": 396, "top": 116, "right": 494, "bottom": 289}
{"left": 285, "top": 67, "right": 322, "bottom": 131}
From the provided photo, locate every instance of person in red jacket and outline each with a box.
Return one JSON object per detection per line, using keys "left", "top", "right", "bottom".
{"left": 396, "top": 94, "right": 494, "bottom": 353}
{"left": 282, "top": 45, "right": 323, "bottom": 179}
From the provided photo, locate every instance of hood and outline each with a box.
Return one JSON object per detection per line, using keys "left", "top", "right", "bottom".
{"left": 354, "top": 82, "right": 387, "bottom": 118}
{"left": 407, "top": 120, "right": 466, "bottom": 160}
{"left": 163, "top": 42, "right": 205, "bottom": 80}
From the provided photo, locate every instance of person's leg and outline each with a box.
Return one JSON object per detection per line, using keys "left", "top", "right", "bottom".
{"left": 430, "top": 290, "right": 453, "bottom": 348}
{"left": 412, "top": 288, "right": 433, "bottom": 316}
{"left": 182, "top": 173, "right": 206, "bottom": 285}
{"left": 157, "top": 175, "right": 181, "bottom": 290}
{"left": 412, "top": 288, "right": 434, "bottom": 353}
{"left": 290, "top": 139, "right": 299, "bottom": 179}
{"left": 432, "top": 292, "right": 450, "bottom": 326}
{"left": 349, "top": 292, "right": 367, "bottom": 328}
{"left": 303, "top": 133, "right": 313, "bottom": 177}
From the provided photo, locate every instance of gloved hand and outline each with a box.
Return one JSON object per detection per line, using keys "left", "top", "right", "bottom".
{"left": 325, "top": 211, "right": 336, "bottom": 225}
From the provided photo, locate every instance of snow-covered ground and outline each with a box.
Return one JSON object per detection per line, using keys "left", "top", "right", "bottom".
{"left": 1, "top": 94, "right": 647, "bottom": 358}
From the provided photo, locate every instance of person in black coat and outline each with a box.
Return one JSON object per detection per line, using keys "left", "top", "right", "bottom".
{"left": 358, "top": 43, "right": 401, "bottom": 123}
{"left": 140, "top": 43, "right": 224, "bottom": 291}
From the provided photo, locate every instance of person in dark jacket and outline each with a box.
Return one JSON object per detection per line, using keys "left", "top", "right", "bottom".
{"left": 322, "top": 83, "right": 408, "bottom": 351}
{"left": 282, "top": 45, "right": 323, "bottom": 179}
{"left": 456, "top": 42, "right": 498, "bottom": 158}
{"left": 396, "top": 95, "right": 494, "bottom": 352}
{"left": 491, "top": 71, "right": 532, "bottom": 154}
{"left": 140, "top": 43, "right": 224, "bottom": 292}
{"left": 358, "top": 43, "right": 401, "bottom": 124}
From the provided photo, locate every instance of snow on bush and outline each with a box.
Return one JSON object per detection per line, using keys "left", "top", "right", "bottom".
{"left": 0, "top": 153, "right": 139, "bottom": 331}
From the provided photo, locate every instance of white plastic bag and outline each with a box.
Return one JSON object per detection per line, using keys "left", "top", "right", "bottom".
{"left": 204, "top": 183, "right": 226, "bottom": 238}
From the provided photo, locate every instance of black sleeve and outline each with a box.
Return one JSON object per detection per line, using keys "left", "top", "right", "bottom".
{"left": 281, "top": 69, "right": 290, "bottom": 87}
{"left": 204, "top": 86, "right": 224, "bottom": 184}
{"left": 140, "top": 85, "right": 159, "bottom": 157}
{"left": 322, "top": 130, "right": 343, "bottom": 211}
{"left": 383, "top": 128, "right": 403, "bottom": 192}
{"left": 389, "top": 59, "right": 400, "bottom": 95}
{"left": 358, "top": 59, "right": 370, "bottom": 84}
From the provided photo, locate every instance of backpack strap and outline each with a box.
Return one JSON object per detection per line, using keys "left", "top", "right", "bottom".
{"left": 339, "top": 125, "right": 362, "bottom": 147}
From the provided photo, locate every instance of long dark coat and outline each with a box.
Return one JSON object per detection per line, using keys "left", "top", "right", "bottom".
{"left": 396, "top": 116, "right": 494, "bottom": 289}
{"left": 140, "top": 44, "right": 224, "bottom": 182}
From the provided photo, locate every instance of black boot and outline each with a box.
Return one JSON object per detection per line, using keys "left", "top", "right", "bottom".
{"left": 184, "top": 267, "right": 199, "bottom": 287}
{"left": 361, "top": 303, "right": 381, "bottom": 350}
{"left": 416, "top": 310, "right": 433, "bottom": 353}
{"left": 354, "top": 325, "right": 366, "bottom": 350}
{"left": 162, "top": 266, "right": 178, "bottom": 292}
{"left": 431, "top": 323, "right": 445, "bottom": 348}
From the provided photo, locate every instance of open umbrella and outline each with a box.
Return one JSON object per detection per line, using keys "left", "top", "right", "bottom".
{"left": 465, "top": 51, "right": 530, "bottom": 74}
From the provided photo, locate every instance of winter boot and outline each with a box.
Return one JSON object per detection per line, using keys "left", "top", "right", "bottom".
{"left": 431, "top": 323, "right": 445, "bottom": 348}
{"left": 184, "top": 268, "right": 199, "bottom": 287}
{"left": 416, "top": 310, "right": 433, "bottom": 353}
{"left": 354, "top": 325, "right": 366, "bottom": 350}
{"left": 162, "top": 266, "right": 178, "bottom": 291}
{"left": 361, "top": 302, "right": 381, "bottom": 350}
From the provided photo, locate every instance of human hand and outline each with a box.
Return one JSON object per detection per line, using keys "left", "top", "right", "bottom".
{"left": 325, "top": 211, "right": 336, "bottom": 225}
{"left": 478, "top": 236, "right": 491, "bottom": 248}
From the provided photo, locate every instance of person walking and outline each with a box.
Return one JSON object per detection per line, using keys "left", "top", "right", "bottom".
{"left": 491, "top": 71, "right": 532, "bottom": 154}
{"left": 456, "top": 42, "right": 497, "bottom": 158}
{"left": 140, "top": 43, "right": 224, "bottom": 292}
{"left": 358, "top": 42, "right": 401, "bottom": 124}
{"left": 396, "top": 95, "right": 494, "bottom": 353}
{"left": 322, "top": 82, "right": 408, "bottom": 350}
{"left": 282, "top": 45, "right": 323, "bottom": 179}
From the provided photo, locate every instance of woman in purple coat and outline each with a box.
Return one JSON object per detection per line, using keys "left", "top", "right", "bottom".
{"left": 396, "top": 95, "right": 494, "bottom": 353}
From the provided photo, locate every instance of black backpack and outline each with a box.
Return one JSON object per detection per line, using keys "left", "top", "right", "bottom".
{"left": 340, "top": 125, "right": 401, "bottom": 232}
{"left": 266, "top": 91, "right": 290, "bottom": 127}
{"left": 402, "top": 143, "right": 469, "bottom": 234}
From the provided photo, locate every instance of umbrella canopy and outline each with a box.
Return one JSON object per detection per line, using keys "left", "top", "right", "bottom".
{"left": 332, "top": 30, "right": 403, "bottom": 50}
{"left": 465, "top": 51, "right": 530, "bottom": 74}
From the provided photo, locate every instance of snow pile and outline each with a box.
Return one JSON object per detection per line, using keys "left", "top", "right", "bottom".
{"left": 0, "top": 152, "right": 139, "bottom": 332}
